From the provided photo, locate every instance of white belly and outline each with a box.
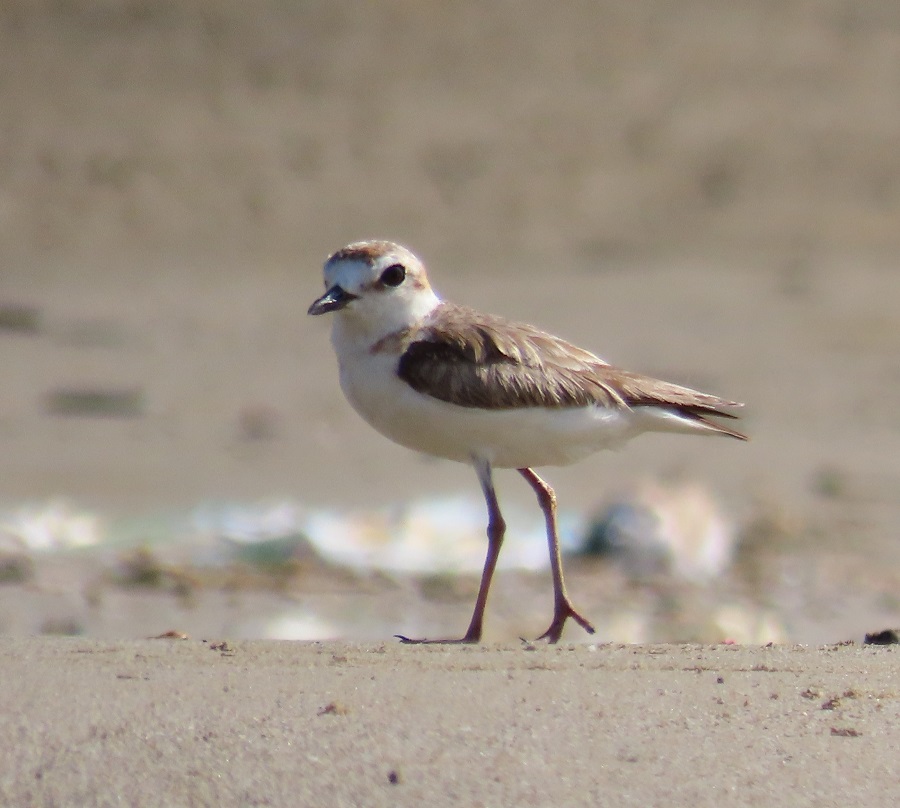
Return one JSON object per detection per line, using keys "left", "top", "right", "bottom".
{"left": 336, "top": 349, "right": 643, "bottom": 469}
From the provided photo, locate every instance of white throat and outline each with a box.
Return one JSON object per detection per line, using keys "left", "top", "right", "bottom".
{"left": 332, "top": 287, "right": 441, "bottom": 352}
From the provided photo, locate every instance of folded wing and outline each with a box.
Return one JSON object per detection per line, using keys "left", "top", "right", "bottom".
{"left": 396, "top": 303, "right": 746, "bottom": 440}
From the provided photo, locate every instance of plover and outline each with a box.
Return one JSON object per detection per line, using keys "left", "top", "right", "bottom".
{"left": 309, "top": 241, "right": 746, "bottom": 643}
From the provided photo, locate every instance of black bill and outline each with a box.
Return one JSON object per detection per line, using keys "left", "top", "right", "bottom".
{"left": 308, "top": 285, "right": 358, "bottom": 315}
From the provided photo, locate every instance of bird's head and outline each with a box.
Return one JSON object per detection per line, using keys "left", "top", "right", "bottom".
{"left": 309, "top": 241, "right": 440, "bottom": 340}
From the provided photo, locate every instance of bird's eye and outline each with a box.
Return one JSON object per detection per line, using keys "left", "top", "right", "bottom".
{"left": 379, "top": 264, "right": 406, "bottom": 287}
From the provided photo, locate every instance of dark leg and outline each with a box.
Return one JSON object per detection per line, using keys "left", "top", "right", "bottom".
{"left": 396, "top": 458, "right": 505, "bottom": 644}
{"left": 518, "top": 467, "right": 595, "bottom": 643}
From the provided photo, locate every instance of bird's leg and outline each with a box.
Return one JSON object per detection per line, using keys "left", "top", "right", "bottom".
{"left": 396, "top": 458, "right": 505, "bottom": 645}
{"left": 518, "top": 467, "right": 595, "bottom": 643}
{"left": 458, "top": 458, "right": 506, "bottom": 642}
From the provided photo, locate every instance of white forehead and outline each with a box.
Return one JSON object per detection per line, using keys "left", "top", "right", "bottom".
{"left": 322, "top": 242, "right": 423, "bottom": 290}
{"left": 322, "top": 258, "right": 373, "bottom": 292}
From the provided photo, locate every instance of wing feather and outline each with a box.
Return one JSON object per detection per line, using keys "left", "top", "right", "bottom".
{"left": 395, "top": 303, "right": 745, "bottom": 438}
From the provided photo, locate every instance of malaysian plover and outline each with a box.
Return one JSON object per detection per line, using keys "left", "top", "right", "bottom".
{"left": 309, "top": 241, "right": 746, "bottom": 643}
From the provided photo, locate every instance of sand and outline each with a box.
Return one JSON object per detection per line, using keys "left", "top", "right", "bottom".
{"left": 1, "top": 639, "right": 897, "bottom": 807}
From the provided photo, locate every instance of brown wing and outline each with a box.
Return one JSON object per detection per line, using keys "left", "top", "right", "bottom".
{"left": 396, "top": 303, "right": 745, "bottom": 438}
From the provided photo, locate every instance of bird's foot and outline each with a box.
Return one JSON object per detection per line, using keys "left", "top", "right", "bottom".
{"left": 536, "top": 599, "right": 595, "bottom": 644}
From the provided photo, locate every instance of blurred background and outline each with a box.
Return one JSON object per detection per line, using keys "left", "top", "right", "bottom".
{"left": 1, "top": 1, "right": 899, "bottom": 644}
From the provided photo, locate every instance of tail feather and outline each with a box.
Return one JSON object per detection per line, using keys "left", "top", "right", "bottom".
{"left": 635, "top": 401, "right": 747, "bottom": 440}
{"left": 682, "top": 409, "right": 748, "bottom": 440}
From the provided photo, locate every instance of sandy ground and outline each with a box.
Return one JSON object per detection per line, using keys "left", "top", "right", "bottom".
{"left": 1, "top": 4, "right": 900, "bottom": 802}
{"left": 0, "top": 639, "right": 897, "bottom": 807}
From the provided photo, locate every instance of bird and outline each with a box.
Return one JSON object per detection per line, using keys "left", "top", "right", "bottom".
{"left": 308, "top": 240, "right": 746, "bottom": 643}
